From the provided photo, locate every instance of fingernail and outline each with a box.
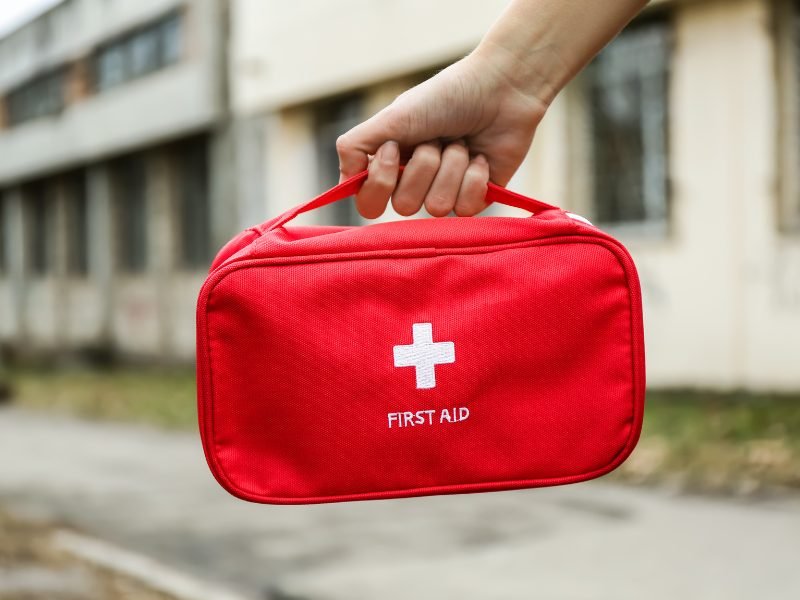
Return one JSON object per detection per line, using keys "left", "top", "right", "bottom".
{"left": 382, "top": 141, "right": 399, "bottom": 162}
{"left": 474, "top": 153, "right": 487, "bottom": 164}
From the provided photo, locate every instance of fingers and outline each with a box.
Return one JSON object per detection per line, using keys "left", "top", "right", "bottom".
{"left": 349, "top": 137, "right": 490, "bottom": 220}
{"left": 391, "top": 142, "right": 441, "bottom": 216}
{"left": 337, "top": 106, "right": 404, "bottom": 183}
{"left": 424, "top": 140, "right": 470, "bottom": 217}
{"left": 454, "top": 154, "right": 490, "bottom": 217}
{"left": 355, "top": 140, "right": 400, "bottom": 219}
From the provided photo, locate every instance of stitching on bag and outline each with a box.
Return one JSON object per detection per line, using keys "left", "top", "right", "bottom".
{"left": 197, "top": 236, "right": 644, "bottom": 503}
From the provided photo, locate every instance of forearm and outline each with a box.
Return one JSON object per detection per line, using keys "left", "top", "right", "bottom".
{"left": 472, "top": 0, "right": 648, "bottom": 106}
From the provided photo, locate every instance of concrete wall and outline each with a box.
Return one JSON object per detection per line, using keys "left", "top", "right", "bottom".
{"left": 0, "top": 0, "right": 225, "bottom": 184}
{"left": 0, "top": 0, "right": 225, "bottom": 362}
{"left": 230, "top": 0, "right": 510, "bottom": 115}
{"left": 0, "top": 156, "right": 205, "bottom": 361}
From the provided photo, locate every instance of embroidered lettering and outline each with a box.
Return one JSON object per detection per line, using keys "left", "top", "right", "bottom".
{"left": 387, "top": 407, "right": 469, "bottom": 428}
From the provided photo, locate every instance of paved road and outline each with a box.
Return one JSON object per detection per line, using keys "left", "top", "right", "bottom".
{"left": 1, "top": 407, "right": 798, "bottom": 600}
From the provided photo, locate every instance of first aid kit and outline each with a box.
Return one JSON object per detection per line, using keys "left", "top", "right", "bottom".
{"left": 196, "top": 168, "right": 645, "bottom": 504}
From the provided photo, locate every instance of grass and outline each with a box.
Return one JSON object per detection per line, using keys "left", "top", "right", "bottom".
{"left": 614, "top": 390, "right": 800, "bottom": 492}
{"left": 4, "top": 368, "right": 800, "bottom": 493}
{"left": 6, "top": 367, "right": 198, "bottom": 430}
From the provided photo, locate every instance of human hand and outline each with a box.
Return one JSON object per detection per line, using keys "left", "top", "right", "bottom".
{"left": 336, "top": 50, "right": 549, "bottom": 219}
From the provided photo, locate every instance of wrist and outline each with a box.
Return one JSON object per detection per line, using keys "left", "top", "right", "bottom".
{"left": 470, "top": 37, "right": 568, "bottom": 110}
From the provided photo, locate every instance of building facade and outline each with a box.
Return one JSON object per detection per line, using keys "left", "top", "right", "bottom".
{"left": 1, "top": 0, "right": 799, "bottom": 389}
{"left": 0, "top": 0, "right": 235, "bottom": 361}
{"left": 229, "top": 0, "right": 800, "bottom": 390}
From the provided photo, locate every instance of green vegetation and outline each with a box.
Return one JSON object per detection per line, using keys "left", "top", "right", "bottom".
{"left": 9, "top": 367, "right": 198, "bottom": 430}
{"left": 6, "top": 369, "right": 800, "bottom": 492}
{"left": 615, "top": 390, "right": 800, "bottom": 492}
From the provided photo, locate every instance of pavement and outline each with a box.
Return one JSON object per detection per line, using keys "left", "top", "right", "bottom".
{"left": 0, "top": 406, "right": 798, "bottom": 600}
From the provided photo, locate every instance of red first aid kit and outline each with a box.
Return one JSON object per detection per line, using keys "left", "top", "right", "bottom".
{"left": 196, "top": 169, "right": 645, "bottom": 504}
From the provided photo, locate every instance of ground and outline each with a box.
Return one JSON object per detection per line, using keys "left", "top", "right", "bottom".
{"left": 1, "top": 369, "right": 799, "bottom": 599}
{"left": 0, "top": 509, "right": 176, "bottom": 600}
{"left": 8, "top": 367, "right": 800, "bottom": 493}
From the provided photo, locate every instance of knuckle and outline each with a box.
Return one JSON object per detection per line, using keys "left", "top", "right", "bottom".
{"left": 454, "top": 178, "right": 487, "bottom": 217}
{"left": 335, "top": 134, "right": 350, "bottom": 154}
{"left": 369, "top": 169, "right": 396, "bottom": 191}
{"left": 443, "top": 141, "right": 469, "bottom": 160}
{"left": 416, "top": 147, "right": 441, "bottom": 171}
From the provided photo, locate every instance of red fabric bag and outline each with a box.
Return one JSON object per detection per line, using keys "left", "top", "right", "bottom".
{"left": 196, "top": 169, "right": 645, "bottom": 504}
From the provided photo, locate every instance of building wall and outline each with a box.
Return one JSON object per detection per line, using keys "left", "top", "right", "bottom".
{"left": 230, "top": 0, "right": 510, "bottom": 115}
{"left": 0, "top": 0, "right": 225, "bottom": 183}
{"left": 0, "top": 0, "right": 227, "bottom": 362}
{"left": 1, "top": 0, "right": 797, "bottom": 387}
{"left": 231, "top": 0, "right": 800, "bottom": 390}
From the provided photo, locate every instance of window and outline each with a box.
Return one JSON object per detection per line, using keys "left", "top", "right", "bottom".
{"left": 113, "top": 155, "right": 148, "bottom": 273}
{"left": 129, "top": 27, "right": 162, "bottom": 78}
{"left": 6, "top": 69, "right": 66, "bottom": 126}
{"left": 94, "top": 12, "right": 182, "bottom": 92}
{"left": 0, "top": 192, "right": 6, "bottom": 275}
{"left": 65, "top": 170, "right": 89, "bottom": 277}
{"left": 24, "top": 181, "right": 54, "bottom": 276}
{"left": 175, "top": 137, "right": 212, "bottom": 269}
{"left": 587, "top": 18, "right": 671, "bottom": 227}
{"left": 777, "top": 0, "right": 800, "bottom": 233}
{"left": 313, "top": 94, "right": 364, "bottom": 225}
{"left": 160, "top": 14, "right": 182, "bottom": 65}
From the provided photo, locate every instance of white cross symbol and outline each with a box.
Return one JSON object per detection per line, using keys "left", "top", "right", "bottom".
{"left": 393, "top": 323, "right": 455, "bottom": 389}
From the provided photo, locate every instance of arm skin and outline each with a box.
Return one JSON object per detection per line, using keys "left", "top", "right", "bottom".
{"left": 336, "top": 0, "right": 648, "bottom": 218}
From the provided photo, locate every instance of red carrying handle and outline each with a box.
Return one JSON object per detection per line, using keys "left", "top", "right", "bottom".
{"left": 266, "top": 166, "right": 560, "bottom": 232}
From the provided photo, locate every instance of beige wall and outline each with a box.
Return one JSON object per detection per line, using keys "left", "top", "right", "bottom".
{"left": 230, "top": 0, "right": 509, "bottom": 115}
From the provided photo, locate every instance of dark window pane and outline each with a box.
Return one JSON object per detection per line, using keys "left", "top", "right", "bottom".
{"left": 113, "top": 156, "right": 148, "bottom": 273}
{"left": 176, "top": 138, "right": 211, "bottom": 269}
{"left": 161, "top": 14, "right": 182, "bottom": 65}
{"left": 589, "top": 20, "right": 670, "bottom": 224}
{"left": 7, "top": 70, "right": 66, "bottom": 125}
{"left": 0, "top": 193, "right": 6, "bottom": 275}
{"left": 794, "top": 1, "right": 800, "bottom": 226}
{"left": 314, "top": 94, "right": 363, "bottom": 225}
{"left": 96, "top": 44, "right": 127, "bottom": 91}
{"left": 66, "top": 171, "right": 89, "bottom": 276}
{"left": 94, "top": 12, "right": 182, "bottom": 92}
{"left": 130, "top": 27, "right": 161, "bottom": 77}
{"left": 24, "top": 181, "right": 53, "bottom": 276}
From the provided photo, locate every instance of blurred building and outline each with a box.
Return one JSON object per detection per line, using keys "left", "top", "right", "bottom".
{"left": 1, "top": 0, "right": 799, "bottom": 389}
{"left": 0, "top": 0, "right": 233, "bottom": 361}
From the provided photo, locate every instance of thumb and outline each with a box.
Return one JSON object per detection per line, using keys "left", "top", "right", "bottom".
{"left": 336, "top": 106, "right": 406, "bottom": 182}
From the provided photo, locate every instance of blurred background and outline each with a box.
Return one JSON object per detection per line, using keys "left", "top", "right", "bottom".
{"left": 0, "top": 1, "right": 798, "bottom": 599}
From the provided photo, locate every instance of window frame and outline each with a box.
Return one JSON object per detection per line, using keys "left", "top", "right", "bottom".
{"left": 576, "top": 12, "right": 674, "bottom": 237}
{"left": 776, "top": 0, "right": 800, "bottom": 234}
{"left": 64, "top": 170, "right": 90, "bottom": 278}
{"left": 0, "top": 192, "right": 6, "bottom": 276}
{"left": 6, "top": 68, "right": 67, "bottom": 126}
{"left": 111, "top": 154, "right": 149, "bottom": 275}
{"left": 93, "top": 11, "right": 183, "bottom": 93}
{"left": 172, "top": 136, "right": 212, "bottom": 271}
{"left": 23, "top": 181, "right": 55, "bottom": 278}
{"left": 312, "top": 92, "right": 365, "bottom": 226}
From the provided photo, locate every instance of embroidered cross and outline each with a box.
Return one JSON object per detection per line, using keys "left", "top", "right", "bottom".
{"left": 393, "top": 323, "right": 455, "bottom": 389}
